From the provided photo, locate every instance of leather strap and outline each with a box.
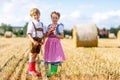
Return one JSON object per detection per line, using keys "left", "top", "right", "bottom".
{"left": 32, "top": 22, "right": 44, "bottom": 37}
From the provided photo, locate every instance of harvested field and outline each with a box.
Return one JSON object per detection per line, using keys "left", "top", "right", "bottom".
{"left": 0, "top": 38, "right": 120, "bottom": 80}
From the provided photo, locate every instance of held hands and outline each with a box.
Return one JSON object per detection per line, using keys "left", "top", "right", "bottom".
{"left": 48, "top": 27, "right": 59, "bottom": 38}
{"left": 53, "top": 30, "right": 56, "bottom": 35}
{"left": 48, "top": 25, "right": 56, "bottom": 34}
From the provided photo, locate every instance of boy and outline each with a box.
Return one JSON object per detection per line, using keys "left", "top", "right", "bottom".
{"left": 27, "top": 8, "right": 46, "bottom": 76}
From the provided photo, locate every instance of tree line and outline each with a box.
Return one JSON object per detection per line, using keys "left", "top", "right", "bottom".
{"left": 1, "top": 23, "right": 120, "bottom": 37}
{"left": 0, "top": 23, "right": 28, "bottom": 37}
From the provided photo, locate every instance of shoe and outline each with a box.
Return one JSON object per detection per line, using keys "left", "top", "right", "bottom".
{"left": 28, "top": 62, "right": 41, "bottom": 77}
{"left": 47, "top": 64, "right": 58, "bottom": 77}
{"left": 29, "top": 71, "right": 41, "bottom": 77}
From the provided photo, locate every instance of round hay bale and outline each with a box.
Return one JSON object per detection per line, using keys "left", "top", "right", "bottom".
{"left": 4, "top": 31, "right": 12, "bottom": 38}
{"left": 73, "top": 23, "right": 98, "bottom": 47}
{"left": 117, "top": 31, "right": 120, "bottom": 40}
{"left": 109, "top": 33, "right": 116, "bottom": 39}
{"left": 12, "top": 34, "right": 16, "bottom": 38}
{"left": 65, "top": 35, "right": 69, "bottom": 39}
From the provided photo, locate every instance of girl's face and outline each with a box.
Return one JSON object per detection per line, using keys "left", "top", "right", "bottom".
{"left": 51, "top": 13, "right": 59, "bottom": 24}
{"left": 32, "top": 13, "right": 40, "bottom": 21}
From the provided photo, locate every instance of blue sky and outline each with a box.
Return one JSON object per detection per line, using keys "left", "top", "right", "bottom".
{"left": 0, "top": 0, "right": 120, "bottom": 29}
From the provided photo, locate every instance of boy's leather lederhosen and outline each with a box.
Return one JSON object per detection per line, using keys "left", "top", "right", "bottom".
{"left": 30, "top": 22, "right": 43, "bottom": 53}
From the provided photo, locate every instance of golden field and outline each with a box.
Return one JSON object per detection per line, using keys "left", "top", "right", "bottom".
{"left": 0, "top": 38, "right": 120, "bottom": 80}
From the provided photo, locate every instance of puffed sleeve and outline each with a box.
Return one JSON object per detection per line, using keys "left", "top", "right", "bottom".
{"left": 27, "top": 22, "right": 33, "bottom": 34}
{"left": 58, "top": 24, "right": 64, "bottom": 33}
{"left": 43, "top": 24, "right": 47, "bottom": 34}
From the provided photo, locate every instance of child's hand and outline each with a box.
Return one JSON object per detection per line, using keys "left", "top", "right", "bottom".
{"left": 53, "top": 30, "right": 56, "bottom": 35}
{"left": 33, "top": 41, "right": 39, "bottom": 46}
{"left": 48, "top": 28, "right": 52, "bottom": 33}
{"left": 39, "top": 41, "right": 44, "bottom": 45}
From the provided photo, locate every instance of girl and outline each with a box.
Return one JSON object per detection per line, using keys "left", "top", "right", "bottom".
{"left": 44, "top": 11, "right": 66, "bottom": 77}
{"left": 27, "top": 8, "right": 46, "bottom": 77}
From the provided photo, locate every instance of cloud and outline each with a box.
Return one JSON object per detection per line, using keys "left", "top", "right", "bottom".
{"left": 0, "top": 0, "right": 52, "bottom": 26}
{"left": 92, "top": 10, "right": 120, "bottom": 28}
{"left": 92, "top": 10, "right": 120, "bottom": 23}
{"left": 0, "top": 0, "right": 120, "bottom": 30}
{"left": 61, "top": 10, "right": 81, "bottom": 20}
{"left": 79, "top": 4, "right": 95, "bottom": 9}
{"left": 70, "top": 11, "right": 81, "bottom": 20}
{"left": 59, "top": 10, "right": 81, "bottom": 28}
{"left": 60, "top": 10, "right": 120, "bottom": 29}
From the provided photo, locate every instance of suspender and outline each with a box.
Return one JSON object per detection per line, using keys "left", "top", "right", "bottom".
{"left": 32, "top": 22, "right": 43, "bottom": 37}
{"left": 32, "top": 22, "right": 37, "bottom": 37}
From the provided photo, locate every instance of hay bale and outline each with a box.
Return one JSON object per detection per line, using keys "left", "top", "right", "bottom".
{"left": 109, "top": 33, "right": 116, "bottom": 39}
{"left": 65, "top": 35, "right": 72, "bottom": 39}
{"left": 12, "top": 34, "right": 16, "bottom": 38}
{"left": 65, "top": 35, "right": 69, "bottom": 39}
{"left": 4, "top": 31, "right": 12, "bottom": 38}
{"left": 73, "top": 23, "right": 98, "bottom": 47}
{"left": 69, "top": 36, "right": 72, "bottom": 39}
{"left": 117, "top": 31, "right": 120, "bottom": 40}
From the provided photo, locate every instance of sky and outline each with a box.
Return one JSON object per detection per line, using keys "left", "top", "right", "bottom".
{"left": 0, "top": 0, "right": 120, "bottom": 29}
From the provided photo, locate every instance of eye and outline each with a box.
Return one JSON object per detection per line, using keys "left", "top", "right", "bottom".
{"left": 52, "top": 17, "right": 58, "bottom": 19}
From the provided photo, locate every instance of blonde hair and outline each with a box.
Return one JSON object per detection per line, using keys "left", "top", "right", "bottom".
{"left": 51, "top": 11, "right": 60, "bottom": 18}
{"left": 30, "top": 8, "right": 40, "bottom": 17}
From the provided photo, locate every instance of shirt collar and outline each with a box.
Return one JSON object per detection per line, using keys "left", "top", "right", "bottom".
{"left": 32, "top": 19, "right": 40, "bottom": 23}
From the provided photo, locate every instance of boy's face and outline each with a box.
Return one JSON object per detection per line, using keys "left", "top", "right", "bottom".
{"left": 51, "top": 13, "right": 59, "bottom": 24}
{"left": 32, "top": 13, "right": 40, "bottom": 21}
